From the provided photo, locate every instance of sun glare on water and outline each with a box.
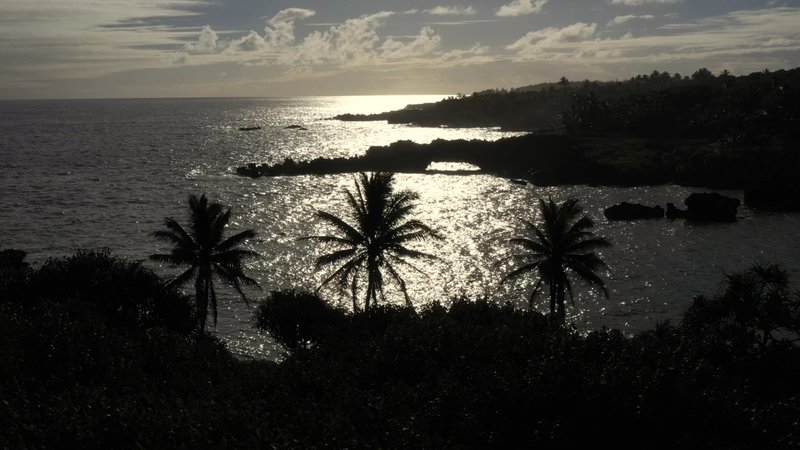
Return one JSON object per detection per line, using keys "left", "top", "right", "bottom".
{"left": 328, "top": 94, "right": 450, "bottom": 115}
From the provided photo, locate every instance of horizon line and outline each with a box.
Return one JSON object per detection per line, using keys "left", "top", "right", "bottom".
{"left": 0, "top": 93, "right": 456, "bottom": 102}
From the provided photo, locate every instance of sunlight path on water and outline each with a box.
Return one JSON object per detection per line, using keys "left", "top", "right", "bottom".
{"left": 2, "top": 97, "right": 799, "bottom": 359}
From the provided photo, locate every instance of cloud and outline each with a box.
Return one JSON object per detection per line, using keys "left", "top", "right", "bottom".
{"left": 496, "top": 0, "right": 548, "bottom": 17}
{"left": 426, "top": 6, "right": 477, "bottom": 15}
{"left": 263, "top": 8, "right": 315, "bottom": 48}
{"left": 507, "top": 7, "right": 800, "bottom": 70}
{"left": 607, "top": 14, "right": 655, "bottom": 26}
{"left": 227, "top": 31, "right": 269, "bottom": 53}
{"left": 285, "top": 11, "right": 396, "bottom": 66}
{"left": 507, "top": 22, "right": 597, "bottom": 57}
{"left": 381, "top": 26, "right": 442, "bottom": 59}
{"left": 183, "top": 25, "right": 220, "bottom": 54}
{"left": 0, "top": 0, "right": 204, "bottom": 83}
{"left": 610, "top": 0, "right": 683, "bottom": 5}
{"left": 425, "top": 19, "right": 497, "bottom": 26}
{"left": 440, "top": 44, "right": 493, "bottom": 65}
{"left": 181, "top": 9, "right": 449, "bottom": 69}
{"left": 218, "top": 8, "right": 315, "bottom": 55}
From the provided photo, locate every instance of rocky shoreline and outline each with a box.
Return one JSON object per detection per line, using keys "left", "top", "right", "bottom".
{"left": 236, "top": 133, "right": 800, "bottom": 211}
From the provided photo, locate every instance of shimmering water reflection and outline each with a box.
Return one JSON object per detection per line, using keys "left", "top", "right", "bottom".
{"left": 240, "top": 175, "right": 800, "bottom": 344}
{"left": 2, "top": 97, "right": 799, "bottom": 359}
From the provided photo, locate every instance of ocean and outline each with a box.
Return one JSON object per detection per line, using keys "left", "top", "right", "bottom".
{"left": 2, "top": 96, "right": 799, "bottom": 359}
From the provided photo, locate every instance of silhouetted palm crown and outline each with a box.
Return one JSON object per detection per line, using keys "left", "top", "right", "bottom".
{"left": 150, "top": 194, "right": 260, "bottom": 330}
{"left": 501, "top": 198, "right": 610, "bottom": 320}
{"left": 304, "top": 172, "right": 440, "bottom": 311}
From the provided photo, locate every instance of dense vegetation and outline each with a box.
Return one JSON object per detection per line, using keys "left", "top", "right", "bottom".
{"left": 336, "top": 67, "right": 800, "bottom": 140}
{"left": 2, "top": 250, "right": 799, "bottom": 448}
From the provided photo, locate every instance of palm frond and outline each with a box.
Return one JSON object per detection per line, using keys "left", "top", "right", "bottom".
{"left": 317, "top": 254, "right": 365, "bottom": 292}
{"left": 298, "top": 235, "right": 356, "bottom": 246}
{"left": 384, "top": 262, "right": 411, "bottom": 307}
{"left": 149, "top": 253, "right": 193, "bottom": 266}
{"left": 500, "top": 262, "right": 541, "bottom": 284}
{"left": 166, "top": 266, "right": 196, "bottom": 289}
{"left": 508, "top": 237, "right": 549, "bottom": 254}
{"left": 564, "top": 236, "right": 612, "bottom": 254}
{"left": 494, "top": 252, "right": 545, "bottom": 266}
{"left": 315, "top": 211, "right": 364, "bottom": 243}
{"left": 208, "top": 208, "right": 232, "bottom": 248}
{"left": 568, "top": 263, "right": 610, "bottom": 298}
{"left": 214, "top": 263, "right": 261, "bottom": 308}
{"left": 212, "top": 249, "right": 261, "bottom": 266}
{"left": 161, "top": 218, "right": 195, "bottom": 246}
{"left": 528, "top": 276, "right": 546, "bottom": 308}
{"left": 386, "top": 244, "right": 438, "bottom": 261}
{"left": 386, "top": 254, "right": 429, "bottom": 277}
{"left": 315, "top": 248, "right": 359, "bottom": 269}
{"left": 216, "top": 229, "right": 256, "bottom": 252}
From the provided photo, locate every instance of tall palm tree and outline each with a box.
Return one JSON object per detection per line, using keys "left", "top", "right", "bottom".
{"left": 150, "top": 194, "right": 260, "bottom": 330}
{"left": 500, "top": 198, "right": 610, "bottom": 322}
{"left": 303, "top": 172, "right": 440, "bottom": 311}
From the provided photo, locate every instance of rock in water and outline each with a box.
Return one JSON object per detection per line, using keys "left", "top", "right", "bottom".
{"left": 604, "top": 202, "right": 665, "bottom": 220}
{"left": 684, "top": 193, "right": 740, "bottom": 222}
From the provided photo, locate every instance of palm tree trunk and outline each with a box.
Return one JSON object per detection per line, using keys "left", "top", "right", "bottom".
{"left": 556, "top": 281, "right": 566, "bottom": 322}
{"left": 365, "top": 259, "right": 379, "bottom": 312}
{"left": 549, "top": 282, "right": 556, "bottom": 316}
{"left": 195, "top": 270, "right": 208, "bottom": 331}
{"left": 365, "top": 275, "right": 373, "bottom": 312}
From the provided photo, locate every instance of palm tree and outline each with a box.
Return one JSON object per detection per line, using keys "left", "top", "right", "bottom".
{"left": 150, "top": 194, "right": 260, "bottom": 331}
{"left": 500, "top": 198, "right": 610, "bottom": 322}
{"left": 302, "top": 172, "right": 440, "bottom": 311}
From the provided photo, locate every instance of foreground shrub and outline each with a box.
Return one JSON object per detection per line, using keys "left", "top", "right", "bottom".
{"left": 0, "top": 249, "right": 29, "bottom": 300}
{"left": 0, "top": 299, "right": 240, "bottom": 449}
{"left": 22, "top": 250, "right": 194, "bottom": 333}
{"left": 3, "top": 258, "right": 799, "bottom": 448}
{"left": 684, "top": 263, "right": 800, "bottom": 352}
{"left": 253, "top": 290, "right": 346, "bottom": 351}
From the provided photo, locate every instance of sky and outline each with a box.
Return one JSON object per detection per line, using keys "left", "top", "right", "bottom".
{"left": 1, "top": 0, "right": 799, "bottom": 99}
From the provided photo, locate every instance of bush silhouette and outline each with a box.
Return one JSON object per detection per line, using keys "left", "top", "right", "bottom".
{"left": 254, "top": 290, "right": 345, "bottom": 351}
{"left": 26, "top": 250, "right": 194, "bottom": 333}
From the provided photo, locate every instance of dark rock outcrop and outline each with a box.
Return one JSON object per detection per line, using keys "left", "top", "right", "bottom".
{"left": 683, "top": 193, "right": 740, "bottom": 222}
{"left": 604, "top": 202, "right": 664, "bottom": 220}
{"left": 236, "top": 135, "right": 591, "bottom": 181}
{"left": 285, "top": 125, "right": 308, "bottom": 130}
{"left": 666, "top": 203, "right": 688, "bottom": 219}
{"left": 239, "top": 126, "right": 261, "bottom": 131}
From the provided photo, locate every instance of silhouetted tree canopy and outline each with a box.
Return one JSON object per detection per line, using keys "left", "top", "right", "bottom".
{"left": 150, "top": 193, "right": 261, "bottom": 330}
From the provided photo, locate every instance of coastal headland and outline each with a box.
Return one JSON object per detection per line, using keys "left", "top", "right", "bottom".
{"left": 238, "top": 68, "right": 800, "bottom": 210}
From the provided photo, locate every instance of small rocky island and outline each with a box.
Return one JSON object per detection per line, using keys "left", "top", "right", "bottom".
{"left": 604, "top": 193, "right": 741, "bottom": 222}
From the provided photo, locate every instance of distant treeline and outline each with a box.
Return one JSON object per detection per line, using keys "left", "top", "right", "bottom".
{"left": 336, "top": 67, "right": 800, "bottom": 140}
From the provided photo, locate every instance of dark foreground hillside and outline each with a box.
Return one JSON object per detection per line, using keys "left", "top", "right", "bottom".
{"left": 2, "top": 251, "right": 799, "bottom": 448}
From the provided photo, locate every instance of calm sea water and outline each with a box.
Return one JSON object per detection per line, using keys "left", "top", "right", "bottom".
{"left": 1, "top": 96, "right": 799, "bottom": 359}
